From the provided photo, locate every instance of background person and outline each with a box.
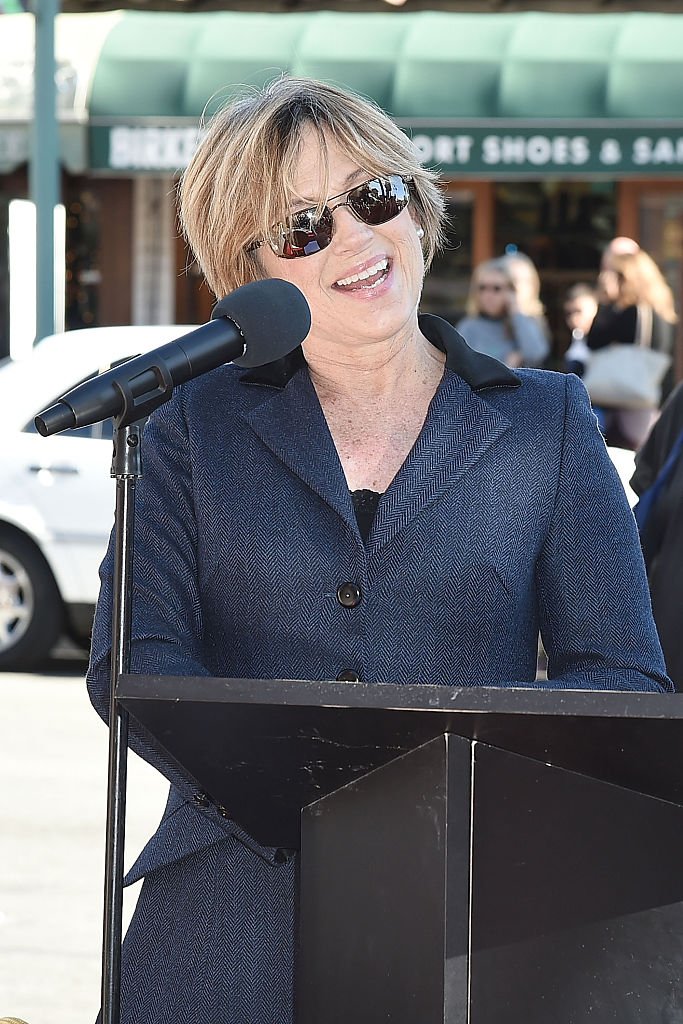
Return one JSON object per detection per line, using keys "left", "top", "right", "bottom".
{"left": 86, "top": 76, "right": 670, "bottom": 1024}
{"left": 563, "top": 282, "right": 598, "bottom": 377}
{"left": 597, "top": 236, "right": 640, "bottom": 303}
{"left": 631, "top": 381, "right": 683, "bottom": 691}
{"left": 564, "top": 281, "right": 599, "bottom": 340}
{"left": 587, "top": 248, "right": 678, "bottom": 449}
{"left": 456, "top": 257, "right": 549, "bottom": 367}
{"left": 501, "top": 249, "right": 551, "bottom": 342}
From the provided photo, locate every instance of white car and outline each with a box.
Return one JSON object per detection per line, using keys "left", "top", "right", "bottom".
{"left": 0, "top": 325, "right": 195, "bottom": 670}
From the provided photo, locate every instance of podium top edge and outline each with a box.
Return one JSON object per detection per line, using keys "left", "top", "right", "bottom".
{"left": 116, "top": 675, "right": 682, "bottom": 721}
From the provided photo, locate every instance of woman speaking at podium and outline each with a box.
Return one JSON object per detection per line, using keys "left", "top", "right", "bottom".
{"left": 86, "top": 76, "right": 670, "bottom": 1024}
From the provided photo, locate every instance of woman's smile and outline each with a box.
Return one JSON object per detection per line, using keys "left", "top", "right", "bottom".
{"left": 333, "top": 255, "right": 390, "bottom": 291}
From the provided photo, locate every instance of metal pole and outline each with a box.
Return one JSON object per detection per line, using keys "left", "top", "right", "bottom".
{"left": 101, "top": 421, "right": 145, "bottom": 1024}
{"left": 30, "top": 0, "right": 60, "bottom": 343}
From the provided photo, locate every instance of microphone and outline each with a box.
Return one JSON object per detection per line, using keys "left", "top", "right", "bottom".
{"left": 34, "top": 278, "right": 311, "bottom": 437}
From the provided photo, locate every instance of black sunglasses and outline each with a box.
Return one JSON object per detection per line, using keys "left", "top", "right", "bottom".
{"left": 249, "top": 174, "right": 412, "bottom": 260}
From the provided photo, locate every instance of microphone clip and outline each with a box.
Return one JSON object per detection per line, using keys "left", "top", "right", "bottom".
{"left": 112, "top": 356, "right": 175, "bottom": 429}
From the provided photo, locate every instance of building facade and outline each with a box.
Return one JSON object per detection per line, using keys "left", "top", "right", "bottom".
{"left": 2, "top": 8, "right": 683, "bottom": 367}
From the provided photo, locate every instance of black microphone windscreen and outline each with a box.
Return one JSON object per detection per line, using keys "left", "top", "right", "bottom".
{"left": 211, "top": 279, "right": 311, "bottom": 368}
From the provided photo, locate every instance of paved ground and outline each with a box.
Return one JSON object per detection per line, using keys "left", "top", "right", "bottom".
{"left": 0, "top": 651, "right": 168, "bottom": 1024}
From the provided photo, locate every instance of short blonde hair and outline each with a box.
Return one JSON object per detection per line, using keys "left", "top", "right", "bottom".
{"left": 178, "top": 75, "right": 447, "bottom": 298}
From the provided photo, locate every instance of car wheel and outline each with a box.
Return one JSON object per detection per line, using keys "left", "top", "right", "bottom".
{"left": 0, "top": 528, "right": 64, "bottom": 671}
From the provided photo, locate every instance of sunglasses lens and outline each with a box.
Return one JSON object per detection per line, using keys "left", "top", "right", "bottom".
{"left": 277, "top": 208, "right": 334, "bottom": 259}
{"left": 269, "top": 176, "right": 410, "bottom": 259}
{"left": 349, "top": 175, "right": 410, "bottom": 225}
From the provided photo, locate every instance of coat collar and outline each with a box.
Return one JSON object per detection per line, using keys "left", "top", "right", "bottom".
{"left": 237, "top": 315, "right": 520, "bottom": 555}
{"left": 239, "top": 313, "right": 521, "bottom": 393}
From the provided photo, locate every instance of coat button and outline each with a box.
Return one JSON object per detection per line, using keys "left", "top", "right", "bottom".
{"left": 336, "top": 670, "right": 360, "bottom": 682}
{"left": 217, "top": 805, "right": 231, "bottom": 819}
{"left": 193, "top": 791, "right": 210, "bottom": 808}
{"left": 337, "top": 582, "right": 362, "bottom": 608}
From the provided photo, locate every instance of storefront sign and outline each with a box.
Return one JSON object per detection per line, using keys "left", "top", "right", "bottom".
{"left": 90, "top": 124, "right": 202, "bottom": 173}
{"left": 409, "top": 126, "right": 683, "bottom": 176}
{"left": 89, "top": 122, "right": 683, "bottom": 176}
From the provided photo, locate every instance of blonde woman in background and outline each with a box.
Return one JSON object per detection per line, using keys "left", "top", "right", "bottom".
{"left": 502, "top": 249, "right": 552, "bottom": 341}
{"left": 456, "top": 257, "right": 549, "bottom": 367}
{"left": 502, "top": 250, "right": 544, "bottom": 317}
{"left": 597, "top": 236, "right": 640, "bottom": 302}
{"left": 587, "top": 248, "right": 678, "bottom": 448}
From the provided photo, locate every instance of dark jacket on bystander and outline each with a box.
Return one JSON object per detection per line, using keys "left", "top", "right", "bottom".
{"left": 632, "top": 382, "right": 683, "bottom": 691}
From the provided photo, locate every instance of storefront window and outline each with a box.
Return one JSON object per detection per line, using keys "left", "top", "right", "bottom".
{"left": 640, "top": 191, "right": 683, "bottom": 381}
{"left": 421, "top": 190, "right": 473, "bottom": 326}
{"left": 64, "top": 184, "right": 101, "bottom": 330}
{"left": 640, "top": 192, "right": 683, "bottom": 321}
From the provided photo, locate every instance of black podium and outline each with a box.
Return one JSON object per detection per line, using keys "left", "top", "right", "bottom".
{"left": 117, "top": 675, "right": 683, "bottom": 1023}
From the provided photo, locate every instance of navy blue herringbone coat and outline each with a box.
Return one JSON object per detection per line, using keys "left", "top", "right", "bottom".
{"left": 87, "top": 315, "right": 670, "bottom": 1024}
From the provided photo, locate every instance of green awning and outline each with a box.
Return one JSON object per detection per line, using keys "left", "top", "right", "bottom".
{"left": 86, "top": 9, "right": 683, "bottom": 176}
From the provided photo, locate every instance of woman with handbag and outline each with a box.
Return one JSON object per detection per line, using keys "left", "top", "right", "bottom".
{"left": 584, "top": 249, "right": 677, "bottom": 449}
{"left": 631, "top": 382, "right": 683, "bottom": 691}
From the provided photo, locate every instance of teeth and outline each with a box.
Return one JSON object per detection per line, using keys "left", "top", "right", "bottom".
{"left": 335, "top": 258, "right": 389, "bottom": 288}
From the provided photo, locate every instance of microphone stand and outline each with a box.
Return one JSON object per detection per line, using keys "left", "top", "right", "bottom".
{"left": 100, "top": 374, "right": 172, "bottom": 1024}
{"left": 101, "top": 418, "right": 144, "bottom": 1024}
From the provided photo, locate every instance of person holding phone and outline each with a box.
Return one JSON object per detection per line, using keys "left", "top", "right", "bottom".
{"left": 456, "top": 258, "right": 549, "bottom": 368}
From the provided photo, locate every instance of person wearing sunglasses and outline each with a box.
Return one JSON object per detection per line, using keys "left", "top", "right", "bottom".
{"left": 86, "top": 75, "right": 670, "bottom": 1024}
{"left": 456, "top": 258, "right": 549, "bottom": 368}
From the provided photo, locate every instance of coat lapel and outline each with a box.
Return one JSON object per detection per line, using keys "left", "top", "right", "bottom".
{"left": 367, "top": 370, "right": 512, "bottom": 557}
{"left": 237, "top": 315, "right": 519, "bottom": 552}
{"left": 239, "top": 368, "right": 360, "bottom": 539}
